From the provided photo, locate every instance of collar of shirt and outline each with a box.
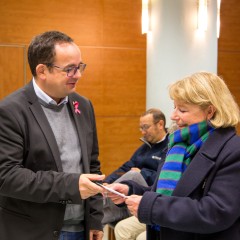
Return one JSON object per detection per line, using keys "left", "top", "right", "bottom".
{"left": 140, "top": 134, "right": 168, "bottom": 148}
{"left": 140, "top": 134, "right": 167, "bottom": 145}
{"left": 32, "top": 78, "right": 68, "bottom": 106}
{"left": 156, "top": 134, "right": 167, "bottom": 143}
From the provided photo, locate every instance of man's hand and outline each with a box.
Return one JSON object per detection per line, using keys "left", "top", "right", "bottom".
{"left": 90, "top": 230, "right": 104, "bottom": 240}
{"left": 105, "top": 183, "right": 129, "bottom": 204}
{"left": 131, "top": 167, "right": 141, "bottom": 172}
{"left": 79, "top": 174, "right": 105, "bottom": 199}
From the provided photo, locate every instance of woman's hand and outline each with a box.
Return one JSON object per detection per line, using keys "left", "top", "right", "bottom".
{"left": 125, "top": 195, "right": 142, "bottom": 217}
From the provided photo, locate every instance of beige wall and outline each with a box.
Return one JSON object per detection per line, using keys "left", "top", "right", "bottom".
{"left": 0, "top": 0, "right": 146, "bottom": 175}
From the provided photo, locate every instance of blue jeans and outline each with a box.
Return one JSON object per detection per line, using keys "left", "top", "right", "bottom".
{"left": 59, "top": 231, "right": 85, "bottom": 240}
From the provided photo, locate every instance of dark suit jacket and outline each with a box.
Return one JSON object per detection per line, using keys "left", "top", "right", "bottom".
{"left": 0, "top": 81, "right": 103, "bottom": 240}
{"left": 126, "top": 127, "right": 240, "bottom": 240}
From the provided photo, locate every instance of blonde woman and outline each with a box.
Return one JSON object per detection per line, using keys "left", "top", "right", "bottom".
{"left": 108, "top": 72, "right": 240, "bottom": 240}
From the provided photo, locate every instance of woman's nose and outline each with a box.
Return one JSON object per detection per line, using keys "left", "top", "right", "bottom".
{"left": 170, "top": 110, "right": 178, "bottom": 120}
{"left": 170, "top": 111, "right": 176, "bottom": 120}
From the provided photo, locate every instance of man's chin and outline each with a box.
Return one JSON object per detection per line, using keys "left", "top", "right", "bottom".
{"left": 66, "top": 86, "right": 77, "bottom": 94}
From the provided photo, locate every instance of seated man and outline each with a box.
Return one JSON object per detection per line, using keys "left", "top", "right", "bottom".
{"left": 102, "top": 108, "right": 168, "bottom": 225}
{"left": 114, "top": 122, "right": 178, "bottom": 240}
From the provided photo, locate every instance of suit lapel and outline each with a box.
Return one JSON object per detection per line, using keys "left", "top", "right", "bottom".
{"left": 29, "top": 102, "right": 63, "bottom": 171}
{"left": 172, "top": 128, "right": 235, "bottom": 197}
{"left": 24, "top": 82, "right": 63, "bottom": 171}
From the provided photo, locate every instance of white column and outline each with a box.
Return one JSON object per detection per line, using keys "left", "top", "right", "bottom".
{"left": 146, "top": 0, "right": 218, "bottom": 127}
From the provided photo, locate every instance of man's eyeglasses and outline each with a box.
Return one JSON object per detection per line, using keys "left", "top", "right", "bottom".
{"left": 47, "top": 62, "right": 87, "bottom": 77}
{"left": 139, "top": 121, "right": 160, "bottom": 132}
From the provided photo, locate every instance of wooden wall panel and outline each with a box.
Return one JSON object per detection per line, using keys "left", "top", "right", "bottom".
{"left": 101, "top": 49, "right": 146, "bottom": 115}
{"left": 218, "top": 52, "right": 240, "bottom": 103}
{"left": 103, "top": 0, "right": 144, "bottom": 48}
{"left": 0, "top": 0, "right": 146, "bottom": 176}
{"left": 78, "top": 47, "right": 146, "bottom": 116}
{"left": 218, "top": 0, "right": 240, "bottom": 134}
{"left": 0, "top": 0, "right": 103, "bottom": 46}
{"left": 0, "top": 0, "right": 144, "bottom": 48}
{"left": 96, "top": 116, "right": 141, "bottom": 176}
{"left": 218, "top": 0, "right": 240, "bottom": 50}
{"left": 0, "top": 46, "right": 26, "bottom": 99}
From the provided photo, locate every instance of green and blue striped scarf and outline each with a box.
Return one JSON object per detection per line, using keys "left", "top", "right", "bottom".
{"left": 151, "top": 121, "right": 215, "bottom": 231}
{"left": 156, "top": 120, "right": 215, "bottom": 195}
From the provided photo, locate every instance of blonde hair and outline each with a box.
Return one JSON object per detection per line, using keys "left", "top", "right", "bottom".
{"left": 169, "top": 72, "right": 240, "bottom": 128}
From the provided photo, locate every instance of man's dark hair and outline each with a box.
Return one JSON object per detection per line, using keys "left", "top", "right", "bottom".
{"left": 28, "top": 31, "right": 73, "bottom": 76}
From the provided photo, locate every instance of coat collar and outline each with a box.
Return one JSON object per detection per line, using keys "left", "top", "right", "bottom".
{"left": 172, "top": 127, "right": 236, "bottom": 197}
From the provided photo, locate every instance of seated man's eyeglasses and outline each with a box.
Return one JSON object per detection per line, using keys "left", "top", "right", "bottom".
{"left": 46, "top": 62, "right": 87, "bottom": 77}
{"left": 139, "top": 121, "right": 160, "bottom": 131}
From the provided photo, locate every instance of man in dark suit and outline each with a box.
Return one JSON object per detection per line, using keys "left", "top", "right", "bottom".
{"left": 0, "top": 31, "right": 105, "bottom": 240}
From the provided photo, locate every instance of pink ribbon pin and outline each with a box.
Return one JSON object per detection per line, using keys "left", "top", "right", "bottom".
{"left": 73, "top": 101, "right": 81, "bottom": 114}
